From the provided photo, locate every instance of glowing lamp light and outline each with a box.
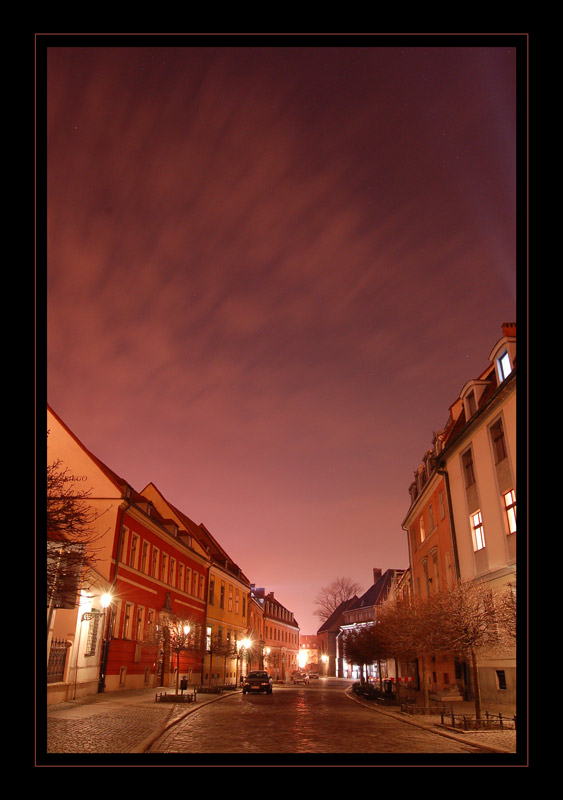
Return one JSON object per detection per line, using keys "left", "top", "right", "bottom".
{"left": 101, "top": 592, "right": 112, "bottom": 609}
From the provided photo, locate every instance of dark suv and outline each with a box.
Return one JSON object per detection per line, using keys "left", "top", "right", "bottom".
{"left": 242, "top": 670, "right": 273, "bottom": 694}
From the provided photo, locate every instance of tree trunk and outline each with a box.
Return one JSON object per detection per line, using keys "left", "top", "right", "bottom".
{"left": 421, "top": 656, "right": 430, "bottom": 707}
{"left": 470, "top": 649, "right": 482, "bottom": 720}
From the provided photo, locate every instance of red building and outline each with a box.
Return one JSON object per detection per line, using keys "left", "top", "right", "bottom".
{"left": 47, "top": 406, "right": 210, "bottom": 701}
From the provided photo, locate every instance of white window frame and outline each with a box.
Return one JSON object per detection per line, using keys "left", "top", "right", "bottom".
{"left": 503, "top": 489, "right": 517, "bottom": 534}
{"left": 470, "top": 510, "right": 486, "bottom": 551}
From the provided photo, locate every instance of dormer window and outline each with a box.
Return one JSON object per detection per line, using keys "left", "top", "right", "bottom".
{"left": 461, "top": 380, "right": 488, "bottom": 420}
{"left": 489, "top": 327, "right": 516, "bottom": 385}
{"left": 497, "top": 350, "right": 512, "bottom": 382}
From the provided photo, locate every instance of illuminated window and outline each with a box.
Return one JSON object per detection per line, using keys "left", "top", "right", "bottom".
{"left": 498, "top": 351, "right": 512, "bottom": 381}
{"left": 471, "top": 510, "right": 486, "bottom": 551}
{"left": 419, "top": 516, "right": 426, "bottom": 543}
{"left": 503, "top": 490, "right": 517, "bottom": 534}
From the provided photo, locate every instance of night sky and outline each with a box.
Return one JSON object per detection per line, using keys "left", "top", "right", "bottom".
{"left": 44, "top": 37, "right": 519, "bottom": 634}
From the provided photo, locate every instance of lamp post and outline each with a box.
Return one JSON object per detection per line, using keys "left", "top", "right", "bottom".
{"left": 97, "top": 592, "right": 113, "bottom": 693}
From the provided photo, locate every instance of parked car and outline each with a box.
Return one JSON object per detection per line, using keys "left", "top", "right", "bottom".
{"left": 292, "top": 672, "right": 309, "bottom": 684}
{"left": 308, "top": 672, "right": 319, "bottom": 679}
{"left": 242, "top": 670, "right": 273, "bottom": 694}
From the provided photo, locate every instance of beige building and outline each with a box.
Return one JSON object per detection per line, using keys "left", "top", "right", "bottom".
{"left": 434, "top": 323, "right": 516, "bottom": 704}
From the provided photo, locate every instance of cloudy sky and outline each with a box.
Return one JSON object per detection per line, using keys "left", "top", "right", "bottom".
{"left": 44, "top": 36, "right": 520, "bottom": 634}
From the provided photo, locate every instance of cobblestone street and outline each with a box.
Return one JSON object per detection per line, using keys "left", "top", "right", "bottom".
{"left": 42, "top": 681, "right": 519, "bottom": 764}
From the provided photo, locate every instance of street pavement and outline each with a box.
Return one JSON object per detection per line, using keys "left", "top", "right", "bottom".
{"left": 41, "top": 678, "right": 519, "bottom": 762}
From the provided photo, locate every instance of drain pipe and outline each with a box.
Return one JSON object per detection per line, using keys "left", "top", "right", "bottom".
{"left": 436, "top": 466, "right": 461, "bottom": 581}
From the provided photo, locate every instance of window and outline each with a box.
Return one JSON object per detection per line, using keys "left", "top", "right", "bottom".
{"left": 129, "top": 534, "right": 139, "bottom": 568}
{"left": 220, "top": 582, "right": 225, "bottom": 609}
{"left": 438, "top": 490, "right": 445, "bottom": 520}
{"left": 209, "top": 576, "right": 215, "bottom": 605}
{"left": 503, "top": 489, "right": 517, "bottom": 534}
{"left": 85, "top": 611, "right": 101, "bottom": 656}
{"left": 141, "top": 541, "right": 148, "bottom": 573}
{"left": 178, "top": 563, "right": 184, "bottom": 591}
{"left": 123, "top": 603, "right": 134, "bottom": 639}
{"left": 186, "top": 567, "right": 192, "bottom": 594}
{"left": 470, "top": 510, "right": 486, "bottom": 551}
{"left": 498, "top": 351, "right": 512, "bottom": 381}
{"left": 151, "top": 547, "right": 159, "bottom": 578}
{"left": 419, "top": 516, "right": 426, "bottom": 543}
{"left": 161, "top": 553, "right": 168, "bottom": 583}
{"left": 170, "top": 558, "right": 176, "bottom": 587}
{"left": 496, "top": 669, "right": 507, "bottom": 691}
{"left": 135, "top": 606, "right": 144, "bottom": 641}
{"left": 120, "top": 528, "right": 129, "bottom": 562}
{"left": 466, "top": 390, "right": 476, "bottom": 417}
{"left": 428, "top": 503, "right": 434, "bottom": 531}
{"left": 490, "top": 419, "right": 507, "bottom": 463}
{"left": 462, "top": 449, "right": 476, "bottom": 488}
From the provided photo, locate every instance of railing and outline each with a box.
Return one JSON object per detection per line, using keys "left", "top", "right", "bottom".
{"left": 440, "top": 710, "right": 516, "bottom": 731}
{"left": 155, "top": 690, "right": 197, "bottom": 703}
{"left": 401, "top": 703, "right": 453, "bottom": 716}
{"left": 47, "top": 638, "right": 70, "bottom": 684}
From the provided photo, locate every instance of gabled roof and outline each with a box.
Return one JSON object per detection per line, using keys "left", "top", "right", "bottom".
{"left": 48, "top": 404, "right": 128, "bottom": 494}
{"left": 142, "top": 482, "right": 250, "bottom": 585}
{"left": 316, "top": 596, "right": 359, "bottom": 634}
{"left": 345, "top": 569, "right": 403, "bottom": 612}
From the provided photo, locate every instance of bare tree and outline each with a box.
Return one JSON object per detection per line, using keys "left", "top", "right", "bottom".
{"left": 314, "top": 577, "right": 362, "bottom": 622}
{"left": 376, "top": 594, "right": 444, "bottom": 707}
{"left": 430, "top": 580, "right": 512, "bottom": 719}
{"left": 343, "top": 624, "right": 388, "bottom": 687}
{"left": 494, "top": 583, "right": 517, "bottom": 642}
{"left": 47, "top": 455, "right": 109, "bottom": 621}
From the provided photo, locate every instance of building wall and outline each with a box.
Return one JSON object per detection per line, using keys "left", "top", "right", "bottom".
{"left": 104, "top": 504, "right": 208, "bottom": 692}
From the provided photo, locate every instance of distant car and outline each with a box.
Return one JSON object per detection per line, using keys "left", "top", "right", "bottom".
{"left": 308, "top": 672, "right": 319, "bottom": 679}
{"left": 292, "top": 672, "right": 309, "bottom": 684}
{"left": 242, "top": 670, "right": 273, "bottom": 694}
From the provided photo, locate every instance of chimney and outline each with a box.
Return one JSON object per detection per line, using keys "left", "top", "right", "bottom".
{"left": 502, "top": 322, "right": 516, "bottom": 338}
{"left": 373, "top": 568, "right": 382, "bottom": 583}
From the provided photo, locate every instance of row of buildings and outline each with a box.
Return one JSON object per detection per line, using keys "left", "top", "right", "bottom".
{"left": 46, "top": 322, "right": 517, "bottom": 708}
{"left": 314, "top": 323, "right": 517, "bottom": 706}
{"left": 46, "top": 406, "right": 301, "bottom": 704}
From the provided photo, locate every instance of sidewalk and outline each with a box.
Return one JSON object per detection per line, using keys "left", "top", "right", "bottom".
{"left": 45, "top": 684, "right": 235, "bottom": 756}
{"left": 346, "top": 689, "right": 517, "bottom": 754}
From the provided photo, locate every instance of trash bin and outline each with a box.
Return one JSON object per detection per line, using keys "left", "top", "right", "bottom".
{"left": 180, "top": 677, "right": 188, "bottom": 691}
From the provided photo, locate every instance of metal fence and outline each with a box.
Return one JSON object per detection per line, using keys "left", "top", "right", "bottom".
{"left": 440, "top": 710, "right": 516, "bottom": 731}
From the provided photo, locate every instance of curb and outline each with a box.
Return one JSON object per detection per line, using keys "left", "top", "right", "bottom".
{"left": 129, "top": 689, "right": 242, "bottom": 754}
{"left": 344, "top": 688, "right": 515, "bottom": 755}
